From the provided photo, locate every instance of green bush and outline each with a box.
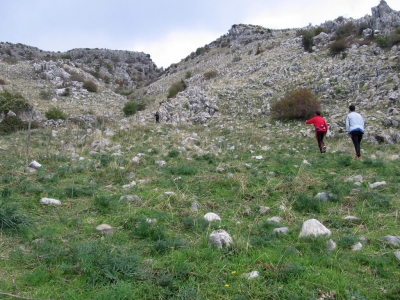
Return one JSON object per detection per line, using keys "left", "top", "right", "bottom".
{"left": 45, "top": 108, "right": 67, "bottom": 120}
{"left": 389, "top": 28, "right": 400, "bottom": 46}
{"left": 122, "top": 101, "right": 146, "bottom": 116}
{"left": 313, "top": 27, "right": 327, "bottom": 36}
{"left": 335, "top": 22, "right": 355, "bottom": 40}
{"left": 167, "top": 80, "right": 187, "bottom": 98}
{"left": 39, "top": 89, "right": 53, "bottom": 100}
{"left": 270, "top": 88, "right": 321, "bottom": 120}
{"left": 301, "top": 30, "right": 314, "bottom": 52}
{"left": 83, "top": 80, "right": 98, "bottom": 92}
{"left": 0, "top": 205, "right": 30, "bottom": 231}
{"left": 0, "top": 89, "right": 32, "bottom": 113}
{"left": 374, "top": 35, "right": 390, "bottom": 48}
{"left": 203, "top": 70, "right": 218, "bottom": 80}
{"left": 329, "top": 39, "right": 348, "bottom": 56}
{"left": 0, "top": 115, "right": 38, "bottom": 134}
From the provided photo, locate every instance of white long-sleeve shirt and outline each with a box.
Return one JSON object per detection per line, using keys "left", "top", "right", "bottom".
{"left": 346, "top": 112, "right": 364, "bottom": 133}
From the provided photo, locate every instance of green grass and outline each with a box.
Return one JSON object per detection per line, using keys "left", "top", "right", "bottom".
{"left": 0, "top": 120, "right": 399, "bottom": 299}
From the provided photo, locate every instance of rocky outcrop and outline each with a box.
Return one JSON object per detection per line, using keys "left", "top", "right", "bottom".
{"left": 372, "top": 0, "right": 400, "bottom": 33}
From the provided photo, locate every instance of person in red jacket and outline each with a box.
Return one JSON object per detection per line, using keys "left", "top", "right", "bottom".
{"left": 306, "top": 111, "right": 328, "bottom": 153}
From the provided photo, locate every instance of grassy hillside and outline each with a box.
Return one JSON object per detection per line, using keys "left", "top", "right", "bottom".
{"left": 0, "top": 117, "right": 399, "bottom": 299}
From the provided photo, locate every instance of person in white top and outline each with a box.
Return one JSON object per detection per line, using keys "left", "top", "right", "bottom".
{"left": 346, "top": 104, "right": 365, "bottom": 160}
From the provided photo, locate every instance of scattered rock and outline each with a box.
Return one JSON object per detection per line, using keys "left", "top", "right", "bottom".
{"left": 259, "top": 206, "right": 270, "bottom": 214}
{"left": 369, "top": 181, "right": 387, "bottom": 189}
{"left": 299, "top": 219, "right": 331, "bottom": 237}
{"left": 351, "top": 242, "right": 363, "bottom": 251}
{"left": 343, "top": 216, "right": 359, "bottom": 221}
{"left": 119, "top": 195, "right": 141, "bottom": 203}
{"left": 379, "top": 235, "right": 400, "bottom": 245}
{"left": 327, "top": 239, "right": 337, "bottom": 251}
{"left": 273, "top": 227, "right": 289, "bottom": 234}
{"left": 122, "top": 181, "right": 136, "bottom": 189}
{"left": 315, "top": 192, "right": 329, "bottom": 202}
{"left": 40, "top": 198, "right": 61, "bottom": 205}
{"left": 208, "top": 229, "right": 232, "bottom": 249}
{"left": 242, "top": 271, "right": 259, "bottom": 279}
{"left": 190, "top": 202, "right": 199, "bottom": 211}
{"left": 204, "top": 212, "right": 221, "bottom": 222}
{"left": 29, "top": 160, "right": 42, "bottom": 169}
{"left": 96, "top": 224, "right": 113, "bottom": 236}
{"left": 268, "top": 216, "right": 282, "bottom": 223}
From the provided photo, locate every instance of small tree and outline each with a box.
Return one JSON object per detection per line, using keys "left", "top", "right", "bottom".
{"left": 270, "top": 88, "right": 321, "bottom": 120}
{"left": 298, "top": 30, "right": 314, "bottom": 53}
{"left": 122, "top": 101, "right": 146, "bottom": 116}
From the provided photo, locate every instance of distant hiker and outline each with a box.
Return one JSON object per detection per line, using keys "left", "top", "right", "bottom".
{"left": 346, "top": 104, "right": 364, "bottom": 160}
{"left": 155, "top": 111, "right": 160, "bottom": 123}
{"left": 306, "top": 111, "right": 328, "bottom": 153}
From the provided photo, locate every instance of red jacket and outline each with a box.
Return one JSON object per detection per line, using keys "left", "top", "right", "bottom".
{"left": 306, "top": 115, "right": 328, "bottom": 132}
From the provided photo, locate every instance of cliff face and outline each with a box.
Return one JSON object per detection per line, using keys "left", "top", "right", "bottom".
{"left": 0, "top": 1, "right": 399, "bottom": 144}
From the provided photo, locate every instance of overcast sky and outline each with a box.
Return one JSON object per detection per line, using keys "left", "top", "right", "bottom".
{"left": 1, "top": 0, "right": 399, "bottom": 68}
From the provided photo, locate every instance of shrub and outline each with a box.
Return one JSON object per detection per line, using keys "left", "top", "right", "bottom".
{"left": 270, "top": 88, "right": 321, "bottom": 120}
{"left": 389, "top": 28, "right": 400, "bottom": 46}
{"left": 203, "top": 70, "right": 218, "bottom": 80}
{"left": 167, "top": 80, "right": 187, "bottom": 98}
{"left": 0, "top": 89, "right": 32, "bottom": 113}
{"left": 61, "top": 87, "right": 71, "bottom": 97}
{"left": 39, "top": 89, "right": 53, "bottom": 100}
{"left": 0, "top": 205, "right": 30, "bottom": 231}
{"left": 83, "top": 80, "right": 98, "bottom": 92}
{"left": 122, "top": 101, "right": 146, "bottom": 116}
{"left": 185, "top": 71, "right": 192, "bottom": 79}
{"left": 298, "top": 30, "right": 314, "bottom": 52}
{"left": 0, "top": 115, "right": 31, "bottom": 134}
{"left": 45, "top": 108, "right": 67, "bottom": 120}
{"left": 329, "top": 39, "right": 348, "bottom": 56}
{"left": 335, "top": 22, "right": 355, "bottom": 40}
{"left": 0, "top": 78, "right": 6, "bottom": 85}
{"left": 356, "top": 22, "right": 369, "bottom": 36}
{"left": 69, "top": 72, "right": 85, "bottom": 82}
{"left": 313, "top": 27, "right": 327, "bottom": 36}
{"left": 60, "top": 54, "right": 72, "bottom": 60}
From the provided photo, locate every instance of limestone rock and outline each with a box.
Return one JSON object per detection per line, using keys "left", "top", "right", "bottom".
{"left": 273, "top": 227, "right": 289, "bottom": 234}
{"left": 204, "top": 212, "right": 221, "bottom": 222}
{"left": 327, "top": 239, "right": 337, "bottom": 251}
{"left": 379, "top": 235, "right": 400, "bottom": 245}
{"left": 351, "top": 242, "right": 363, "bottom": 251}
{"left": 40, "top": 198, "right": 61, "bottom": 205}
{"left": 208, "top": 229, "right": 232, "bottom": 249}
{"left": 96, "top": 224, "right": 113, "bottom": 236}
{"left": 299, "top": 219, "right": 331, "bottom": 237}
{"left": 369, "top": 181, "right": 387, "bottom": 189}
{"left": 29, "top": 160, "right": 42, "bottom": 169}
{"left": 259, "top": 206, "right": 270, "bottom": 214}
{"left": 242, "top": 271, "right": 259, "bottom": 279}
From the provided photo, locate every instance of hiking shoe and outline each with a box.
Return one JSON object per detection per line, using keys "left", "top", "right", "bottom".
{"left": 322, "top": 145, "right": 326, "bottom": 152}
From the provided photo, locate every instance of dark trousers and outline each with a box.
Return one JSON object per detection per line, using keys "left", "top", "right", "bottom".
{"left": 350, "top": 132, "right": 363, "bottom": 157}
{"left": 316, "top": 132, "right": 325, "bottom": 153}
